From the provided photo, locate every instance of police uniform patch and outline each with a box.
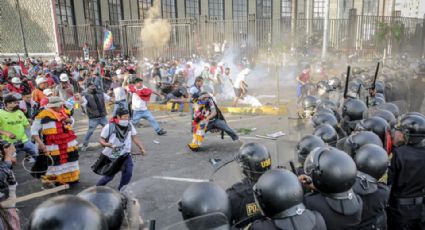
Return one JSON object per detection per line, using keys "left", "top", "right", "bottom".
{"left": 246, "top": 203, "right": 259, "bottom": 216}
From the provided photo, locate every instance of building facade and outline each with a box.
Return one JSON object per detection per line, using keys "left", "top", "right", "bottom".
{"left": 2, "top": 0, "right": 423, "bottom": 57}
{"left": 395, "top": 0, "right": 425, "bottom": 18}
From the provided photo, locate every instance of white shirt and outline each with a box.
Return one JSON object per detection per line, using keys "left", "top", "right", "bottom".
{"left": 129, "top": 85, "right": 148, "bottom": 111}
{"left": 100, "top": 123, "right": 137, "bottom": 158}
{"left": 113, "top": 87, "right": 127, "bottom": 101}
{"left": 233, "top": 72, "right": 246, "bottom": 89}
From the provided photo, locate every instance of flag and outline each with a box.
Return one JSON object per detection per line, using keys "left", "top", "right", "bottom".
{"left": 103, "top": 29, "right": 115, "bottom": 51}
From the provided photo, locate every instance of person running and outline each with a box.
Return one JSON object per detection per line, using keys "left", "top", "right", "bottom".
{"left": 125, "top": 78, "right": 166, "bottom": 135}
{"left": 94, "top": 108, "right": 145, "bottom": 190}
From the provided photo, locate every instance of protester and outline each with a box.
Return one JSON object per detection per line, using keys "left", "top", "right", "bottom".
{"left": 94, "top": 108, "right": 145, "bottom": 190}
{"left": 125, "top": 78, "right": 166, "bottom": 135}
{"left": 0, "top": 95, "right": 38, "bottom": 162}
{"left": 31, "top": 96, "right": 79, "bottom": 184}
{"left": 232, "top": 68, "right": 249, "bottom": 107}
{"left": 80, "top": 82, "right": 112, "bottom": 151}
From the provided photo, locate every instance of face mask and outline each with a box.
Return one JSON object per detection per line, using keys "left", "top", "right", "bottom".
{"left": 118, "top": 120, "right": 129, "bottom": 127}
{"left": 11, "top": 105, "right": 19, "bottom": 111}
{"left": 13, "top": 84, "right": 20, "bottom": 88}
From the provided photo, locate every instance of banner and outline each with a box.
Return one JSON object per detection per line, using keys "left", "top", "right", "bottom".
{"left": 103, "top": 29, "right": 115, "bottom": 51}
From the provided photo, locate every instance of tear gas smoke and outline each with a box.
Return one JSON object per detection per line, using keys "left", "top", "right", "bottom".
{"left": 140, "top": 0, "right": 171, "bottom": 58}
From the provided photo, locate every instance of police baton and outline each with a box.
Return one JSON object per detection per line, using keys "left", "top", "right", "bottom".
{"left": 343, "top": 66, "right": 351, "bottom": 99}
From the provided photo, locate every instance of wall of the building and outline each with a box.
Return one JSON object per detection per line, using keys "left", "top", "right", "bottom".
{"left": 1, "top": 0, "right": 57, "bottom": 55}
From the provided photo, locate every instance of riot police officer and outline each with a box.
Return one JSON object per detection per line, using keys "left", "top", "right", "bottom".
{"left": 352, "top": 144, "right": 389, "bottom": 230}
{"left": 248, "top": 169, "right": 327, "bottom": 230}
{"left": 179, "top": 182, "right": 231, "bottom": 229}
{"left": 28, "top": 195, "right": 108, "bottom": 230}
{"left": 356, "top": 116, "right": 390, "bottom": 145}
{"left": 77, "top": 186, "right": 126, "bottom": 230}
{"left": 316, "top": 80, "right": 331, "bottom": 100}
{"left": 296, "top": 135, "right": 326, "bottom": 170}
{"left": 299, "top": 95, "right": 321, "bottom": 119}
{"left": 388, "top": 114, "right": 425, "bottom": 229}
{"left": 313, "top": 124, "right": 338, "bottom": 147}
{"left": 372, "top": 109, "right": 397, "bottom": 128}
{"left": 342, "top": 131, "right": 383, "bottom": 158}
{"left": 226, "top": 143, "right": 271, "bottom": 228}
{"left": 379, "top": 103, "right": 400, "bottom": 120}
{"left": 312, "top": 112, "right": 346, "bottom": 138}
{"left": 303, "top": 147, "right": 363, "bottom": 230}
{"left": 341, "top": 98, "right": 368, "bottom": 135}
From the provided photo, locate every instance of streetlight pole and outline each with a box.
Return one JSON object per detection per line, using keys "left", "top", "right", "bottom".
{"left": 16, "top": 0, "right": 28, "bottom": 56}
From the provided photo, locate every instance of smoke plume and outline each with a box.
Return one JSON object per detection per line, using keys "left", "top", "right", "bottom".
{"left": 140, "top": 0, "right": 171, "bottom": 58}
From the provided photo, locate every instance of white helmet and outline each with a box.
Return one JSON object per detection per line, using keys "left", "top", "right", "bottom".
{"left": 43, "top": 88, "right": 53, "bottom": 96}
{"left": 59, "top": 73, "right": 69, "bottom": 82}
{"left": 36, "top": 76, "right": 48, "bottom": 85}
{"left": 11, "top": 77, "right": 22, "bottom": 84}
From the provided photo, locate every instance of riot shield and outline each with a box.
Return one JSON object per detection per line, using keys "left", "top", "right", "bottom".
{"left": 210, "top": 157, "right": 243, "bottom": 190}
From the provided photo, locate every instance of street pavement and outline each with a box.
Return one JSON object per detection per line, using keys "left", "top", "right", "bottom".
{"left": 15, "top": 102, "right": 311, "bottom": 229}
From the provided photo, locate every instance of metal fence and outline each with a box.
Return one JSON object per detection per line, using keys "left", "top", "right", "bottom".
{"left": 57, "top": 15, "right": 425, "bottom": 60}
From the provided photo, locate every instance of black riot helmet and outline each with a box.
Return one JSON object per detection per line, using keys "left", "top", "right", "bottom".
{"left": 315, "top": 106, "right": 334, "bottom": 116}
{"left": 346, "top": 81, "right": 361, "bottom": 98}
{"left": 404, "top": 112, "right": 425, "bottom": 118}
{"left": 354, "top": 144, "right": 388, "bottom": 180}
{"left": 397, "top": 114, "right": 425, "bottom": 145}
{"left": 375, "top": 81, "right": 385, "bottom": 94}
{"left": 302, "top": 95, "right": 320, "bottom": 110}
{"left": 342, "top": 99, "right": 367, "bottom": 121}
{"left": 28, "top": 195, "right": 108, "bottom": 230}
{"left": 179, "top": 182, "right": 231, "bottom": 228}
{"left": 304, "top": 147, "right": 357, "bottom": 195}
{"left": 375, "top": 93, "right": 385, "bottom": 100}
{"left": 317, "top": 99, "right": 338, "bottom": 112}
{"left": 296, "top": 135, "right": 326, "bottom": 165}
{"left": 356, "top": 116, "right": 389, "bottom": 143}
{"left": 303, "top": 83, "right": 317, "bottom": 96}
{"left": 313, "top": 124, "right": 338, "bottom": 146}
{"left": 368, "top": 96, "right": 385, "bottom": 107}
{"left": 379, "top": 103, "right": 400, "bottom": 119}
{"left": 316, "top": 80, "right": 331, "bottom": 93}
{"left": 77, "top": 186, "right": 125, "bottom": 230}
{"left": 344, "top": 131, "right": 383, "bottom": 158}
{"left": 328, "top": 77, "right": 341, "bottom": 90}
{"left": 236, "top": 143, "right": 271, "bottom": 182}
{"left": 311, "top": 113, "right": 338, "bottom": 130}
{"left": 253, "top": 169, "right": 304, "bottom": 218}
{"left": 372, "top": 109, "right": 396, "bottom": 127}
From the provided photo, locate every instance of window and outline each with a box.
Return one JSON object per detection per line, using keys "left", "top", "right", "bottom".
{"left": 257, "top": 0, "right": 272, "bottom": 19}
{"left": 313, "top": 0, "right": 326, "bottom": 18}
{"left": 185, "top": 0, "right": 200, "bottom": 18}
{"left": 363, "top": 0, "right": 379, "bottom": 16}
{"left": 138, "top": 0, "right": 152, "bottom": 19}
{"left": 56, "top": 0, "right": 75, "bottom": 25}
{"left": 298, "top": 0, "right": 305, "bottom": 18}
{"left": 338, "top": 0, "right": 353, "bottom": 19}
{"left": 209, "top": 0, "right": 224, "bottom": 20}
{"left": 233, "top": 0, "right": 248, "bottom": 20}
{"left": 109, "top": 0, "right": 123, "bottom": 24}
{"left": 84, "top": 0, "right": 101, "bottom": 25}
{"left": 281, "top": 0, "right": 292, "bottom": 17}
{"left": 162, "top": 0, "right": 177, "bottom": 18}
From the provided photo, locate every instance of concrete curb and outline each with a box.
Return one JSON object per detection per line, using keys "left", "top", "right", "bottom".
{"left": 147, "top": 103, "right": 288, "bottom": 116}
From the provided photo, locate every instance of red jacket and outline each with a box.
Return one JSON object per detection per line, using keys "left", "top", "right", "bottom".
{"left": 128, "top": 84, "right": 152, "bottom": 102}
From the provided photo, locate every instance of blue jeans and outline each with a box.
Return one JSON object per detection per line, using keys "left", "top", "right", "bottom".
{"left": 207, "top": 119, "right": 239, "bottom": 140}
{"left": 113, "top": 100, "right": 128, "bottom": 116}
{"left": 17, "top": 140, "right": 38, "bottom": 158}
{"left": 96, "top": 155, "right": 133, "bottom": 190}
{"left": 83, "top": 116, "right": 108, "bottom": 146}
{"left": 131, "top": 110, "right": 161, "bottom": 133}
